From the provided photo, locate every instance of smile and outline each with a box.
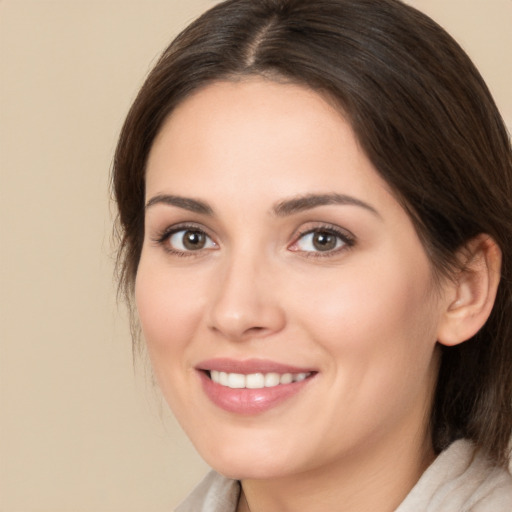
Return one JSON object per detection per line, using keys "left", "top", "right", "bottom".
{"left": 197, "top": 359, "right": 317, "bottom": 414}
{"left": 209, "top": 370, "right": 311, "bottom": 389}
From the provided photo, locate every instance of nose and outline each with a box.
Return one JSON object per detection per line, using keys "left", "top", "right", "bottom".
{"left": 207, "top": 254, "right": 286, "bottom": 341}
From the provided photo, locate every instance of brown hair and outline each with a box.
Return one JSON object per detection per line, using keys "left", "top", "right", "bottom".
{"left": 113, "top": 0, "right": 512, "bottom": 466}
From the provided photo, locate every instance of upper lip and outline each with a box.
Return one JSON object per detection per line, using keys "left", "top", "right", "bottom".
{"left": 196, "top": 358, "right": 316, "bottom": 375}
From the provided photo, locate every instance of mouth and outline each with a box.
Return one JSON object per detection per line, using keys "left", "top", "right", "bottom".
{"left": 207, "top": 370, "right": 312, "bottom": 389}
{"left": 196, "top": 359, "right": 317, "bottom": 414}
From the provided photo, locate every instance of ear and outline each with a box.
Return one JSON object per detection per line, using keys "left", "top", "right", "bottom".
{"left": 437, "top": 234, "right": 502, "bottom": 347}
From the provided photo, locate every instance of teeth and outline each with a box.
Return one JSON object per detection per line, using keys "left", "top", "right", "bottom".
{"left": 280, "top": 373, "right": 293, "bottom": 384}
{"left": 209, "top": 371, "right": 311, "bottom": 389}
{"left": 219, "top": 371, "right": 229, "bottom": 386}
{"left": 246, "top": 373, "right": 265, "bottom": 389}
{"left": 264, "top": 373, "right": 280, "bottom": 387}
{"left": 228, "top": 373, "right": 246, "bottom": 388}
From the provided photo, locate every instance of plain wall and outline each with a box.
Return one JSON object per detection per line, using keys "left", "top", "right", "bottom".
{"left": 0, "top": 1, "right": 510, "bottom": 510}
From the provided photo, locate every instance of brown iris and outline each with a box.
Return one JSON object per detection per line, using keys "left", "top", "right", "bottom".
{"left": 182, "top": 230, "right": 207, "bottom": 250}
{"left": 312, "top": 231, "right": 338, "bottom": 251}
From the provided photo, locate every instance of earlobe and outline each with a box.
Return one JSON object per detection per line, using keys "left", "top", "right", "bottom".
{"left": 437, "top": 234, "right": 502, "bottom": 347}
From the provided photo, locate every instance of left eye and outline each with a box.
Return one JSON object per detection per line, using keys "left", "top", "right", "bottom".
{"left": 293, "top": 229, "right": 347, "bottom": 253}
{"left": 168, "top": 229, "right": 216, "bottom": 252}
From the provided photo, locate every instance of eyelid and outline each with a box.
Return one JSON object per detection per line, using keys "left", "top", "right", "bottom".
{"left": 150, "top": 221, "right": 355, "bottom": 258}
{"left": 288, "top": 223, "right": 356, "bottom": 256}
{"left": 151, "top": 222, "right": 218, "bottom": 256}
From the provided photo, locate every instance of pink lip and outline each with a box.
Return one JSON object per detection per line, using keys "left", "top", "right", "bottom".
{"left": 196, "top": 358, "right": 317, "bottom": 415}
{"left": 196, "top": 358, "right": 314, "bottom": 374}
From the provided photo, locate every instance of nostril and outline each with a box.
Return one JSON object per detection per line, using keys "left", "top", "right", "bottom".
{"left": 243, "top": 326, "right": 271, "bottom": 337}
{"left": 207, "top": 286, "right": 286, "bottom": 340}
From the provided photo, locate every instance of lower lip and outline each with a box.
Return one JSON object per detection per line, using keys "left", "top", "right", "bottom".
{"left": 198, "top": 371, "right": 314, "bottom": 415}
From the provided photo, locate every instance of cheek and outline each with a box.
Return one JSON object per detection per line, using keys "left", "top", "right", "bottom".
{"left": 134, "top": 258, "right": 214, "bottom": 421}
{"left": 134, "top": 259, "right": 206, "bottom": 363}
{"left": 293, "top": 252, "right": 439, "bottom": 388}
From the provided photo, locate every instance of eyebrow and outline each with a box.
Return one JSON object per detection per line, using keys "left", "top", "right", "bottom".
{"left": 272, "top": 193, "right": 380, "bottom": 217}
{"left": 145, "top": 194, "right": 213, "bottom": 215}
{"left": 144, "top": 192, "right": 379, "bottom": 218}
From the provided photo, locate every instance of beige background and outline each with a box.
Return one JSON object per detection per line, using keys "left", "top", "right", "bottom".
{"left": 0, "top": 1, "right": 510, "bottom": 510}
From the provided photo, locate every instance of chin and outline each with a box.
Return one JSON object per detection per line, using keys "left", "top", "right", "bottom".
{"left": 194, "top": 433, "right": 303, "bottom": 481}
{"left": 209, "top": 457, "right": 294, "bottom": 481}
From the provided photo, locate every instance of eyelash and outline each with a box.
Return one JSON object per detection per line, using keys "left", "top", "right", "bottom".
{"left": 152, "top": 223, "right": 356, "bottom": 258}
{"left": 152, "top": 223, "right": 217, "bottom": 257}
{"left": 289, "top": 224, "right": 355, "bottom": 258}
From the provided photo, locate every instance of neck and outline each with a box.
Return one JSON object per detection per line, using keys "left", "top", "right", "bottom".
{"left": 237, "top": 427, "right": 435, "bottom": 512}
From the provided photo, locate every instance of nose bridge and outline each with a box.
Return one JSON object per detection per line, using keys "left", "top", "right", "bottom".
{"left": 207, "top": 242, "right": 285, "bottom": 340}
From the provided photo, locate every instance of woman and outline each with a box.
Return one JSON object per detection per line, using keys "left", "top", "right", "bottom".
{"left": 113, "top": 0, "right": 512, "bottom": 510}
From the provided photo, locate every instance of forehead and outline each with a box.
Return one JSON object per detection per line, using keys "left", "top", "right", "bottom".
{"left": 145, "top": 78, "right": 390, "bottom": 201}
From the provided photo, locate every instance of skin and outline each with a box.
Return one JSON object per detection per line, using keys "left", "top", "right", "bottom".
{"left": 136, "top": 78, "right": 457, "bottom": 512}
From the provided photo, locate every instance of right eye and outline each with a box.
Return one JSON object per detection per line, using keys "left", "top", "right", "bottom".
{"left": 156, "top": 227, "right": 218, "bottom": 255}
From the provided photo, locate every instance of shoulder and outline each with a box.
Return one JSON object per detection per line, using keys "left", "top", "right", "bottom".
{"left": 396, "top": 439, "right": 512, "bottom": 511}
{"left": 174, "top": 471, "right": 240, "bottom": 512}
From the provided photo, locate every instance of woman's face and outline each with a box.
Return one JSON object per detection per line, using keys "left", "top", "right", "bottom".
{"left": 136, "top": 79, "right": 448, "bottom": 480}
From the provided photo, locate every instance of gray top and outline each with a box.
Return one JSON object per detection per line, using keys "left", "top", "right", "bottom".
{"left": 176, "top": 440, "right": 512, "bottom": 511}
